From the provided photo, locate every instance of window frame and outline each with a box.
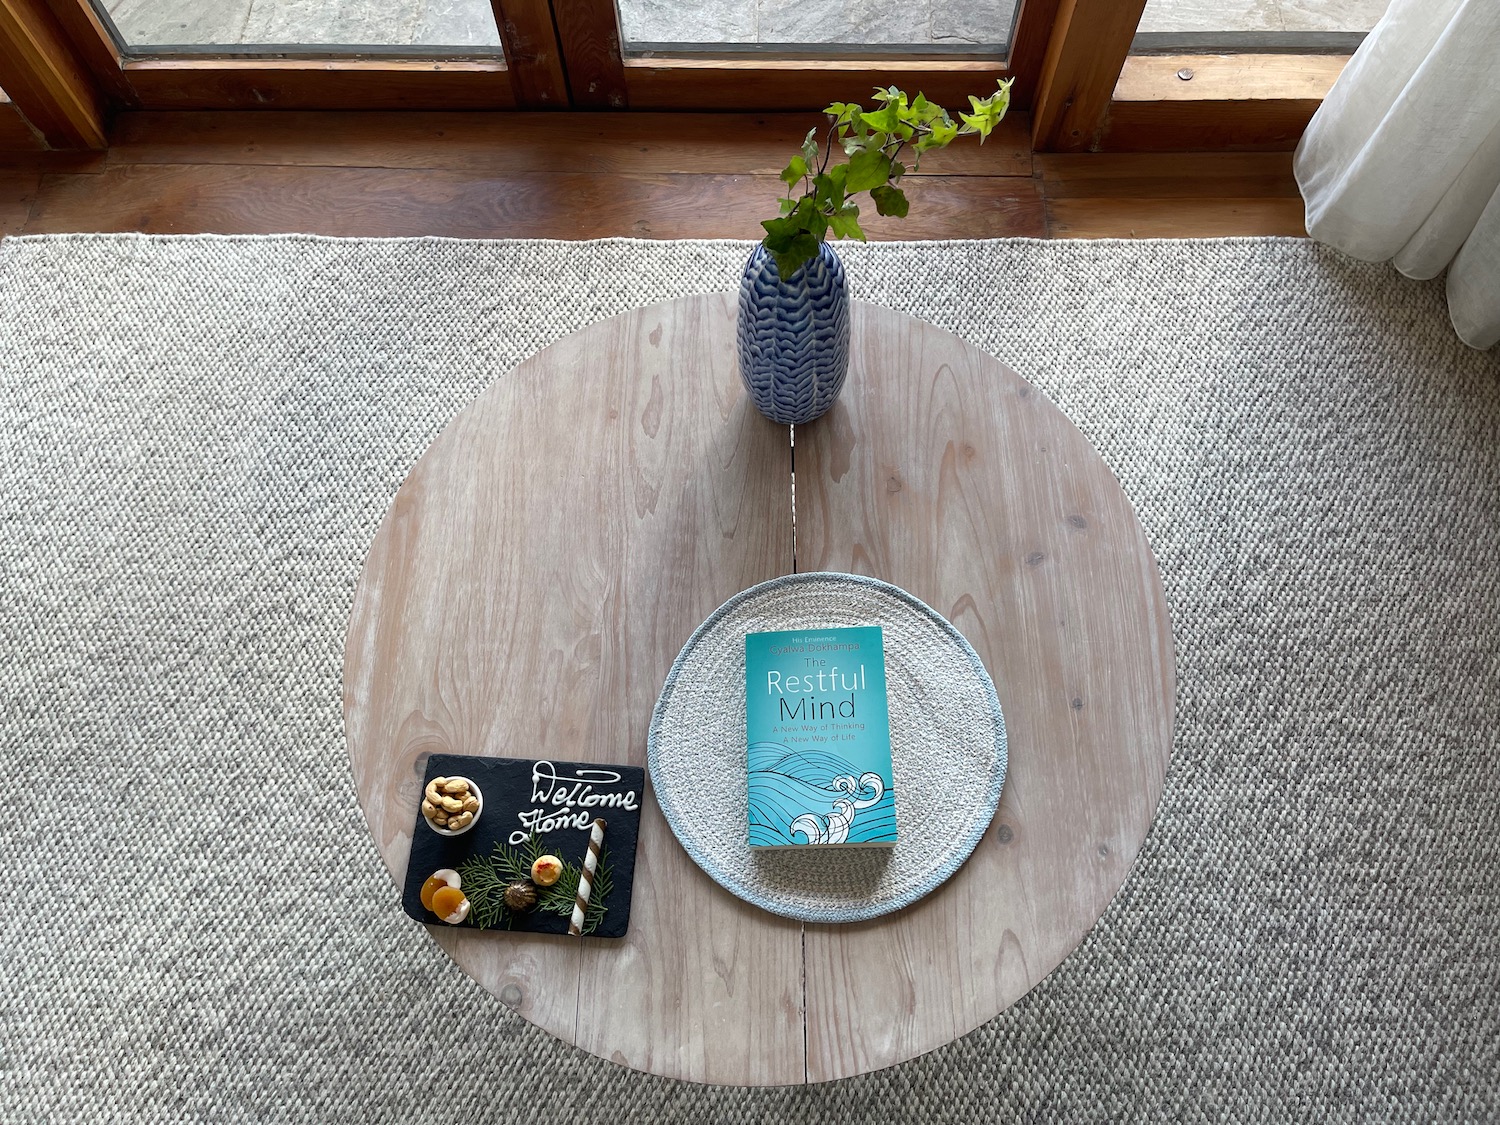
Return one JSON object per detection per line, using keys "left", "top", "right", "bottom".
{"left": 0, "top": 0, "right": 1350, "bottom": 152}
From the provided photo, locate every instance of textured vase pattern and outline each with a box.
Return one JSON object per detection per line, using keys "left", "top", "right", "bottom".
{"left": 737, "top": 242, "right": 851, "bottom": 425}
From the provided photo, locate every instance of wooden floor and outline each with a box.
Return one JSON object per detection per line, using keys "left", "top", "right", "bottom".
{"left": 0, "top": 111, "right": 1306, "bottom": 240}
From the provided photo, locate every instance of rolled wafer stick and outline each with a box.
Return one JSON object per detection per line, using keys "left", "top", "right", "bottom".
{"left": 568, "top": 818, "right": 607, "bottom": 937}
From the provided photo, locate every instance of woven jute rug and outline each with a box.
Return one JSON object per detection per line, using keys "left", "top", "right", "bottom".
{"left": 1, "top": 234, "right": 1496, "bottom": 1122}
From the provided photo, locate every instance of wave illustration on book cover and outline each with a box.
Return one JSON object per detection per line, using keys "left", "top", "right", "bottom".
{"left": 748, "top": 742, "right": 897, "bottom": 846}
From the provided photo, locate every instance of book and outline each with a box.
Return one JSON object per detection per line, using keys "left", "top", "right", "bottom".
{"left": 744, "top": 625, "right": 897, "bottom": 848}
{"left": 401, "top": 754, "right": 643, "bottom": 938}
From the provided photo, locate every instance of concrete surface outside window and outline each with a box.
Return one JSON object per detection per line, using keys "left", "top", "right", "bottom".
{"left": 101, "top": 0, "right": 1392, "bottom": 54}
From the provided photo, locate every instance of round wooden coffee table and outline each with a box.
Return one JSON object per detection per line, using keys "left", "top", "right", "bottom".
{"left": 344, "top": 293, "right": 1174, "bottom": 1086}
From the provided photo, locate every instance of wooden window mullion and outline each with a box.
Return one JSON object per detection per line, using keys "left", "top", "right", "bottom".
{"left": 492, "top": 0, "right": 569, "bottom": 108}
{"left": 0, "top": 0, "right": 108, "bottom": 147}
{"left": 1032, "top": 0, "right": 1148, "bottom": 152}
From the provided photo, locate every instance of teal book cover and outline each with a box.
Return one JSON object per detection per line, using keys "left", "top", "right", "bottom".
{"left": 745, "top": 626, "right": 897, "bottom": 848}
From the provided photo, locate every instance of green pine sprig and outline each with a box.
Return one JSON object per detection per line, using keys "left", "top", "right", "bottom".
{"left": 455, "top": 835, "right": 613, "bottom": 936}
{"left": 456, "top": 850, "right": 513, "bottom": 929}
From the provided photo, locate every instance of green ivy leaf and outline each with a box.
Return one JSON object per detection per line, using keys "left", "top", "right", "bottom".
{"left": 802, "top": 127, "right": 819, "bottom": 165}
{"left": 828, "top": 205, "right": 866, "bottom": 241}
{"left": 870, "top": 184, "right": 909, "bottom": 218}
{"left": 824, "top": 101, "right": 859, "bottom": 126}
{"left": 859, "top": 104, "right": 901, "bottom": 134}
{"left": 959, "top": 110, "right": 995, "bottom": 140}
{"left": 916, "top": 117, "right": 960, "bottom": 152}
{"left": 811, "top": 169, "right": 845, "bottom": 212}
{"left": 958, "top": 89, "right": 1010, "bottom": 142}
{"left": 840, "top": 113, "right": 872, "bottom": 153}
{"left": 761, "top": 214, "right": 795, "bottom": 245}
{"left": 781, "top": 154, "right": 807, "bottom": 185}
{"left": 779, "top": 196, "right": 796, "bottom": 214}
{"left": 772, "top": 235, "right": 821, "bottom": 277}
{"left": 844, "top": 148, "right": 892, "bottom": 194}
{"left": 909, "top": 92, "right": 946, "bottom": 125}
{"left": 852, "top": 112, "right": 871, "bottom": 137}
{"left": 763, "top": 207, "right": 824, "bottom": 277}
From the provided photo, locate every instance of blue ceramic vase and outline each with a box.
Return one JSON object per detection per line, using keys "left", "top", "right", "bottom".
{"left": 736, "top": 242, "right": 851, "bottom": 425}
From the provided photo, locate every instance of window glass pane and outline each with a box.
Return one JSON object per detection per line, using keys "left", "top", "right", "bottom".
{"left": 99, "top": 0, "right": 502, "bottom": 51}
{"left": 618, "top": 0, "right": 1019, "bottom": 55}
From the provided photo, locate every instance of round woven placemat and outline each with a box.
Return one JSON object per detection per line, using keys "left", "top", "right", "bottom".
{"left": 648, "top": 571, "right": 1007, "bottom": 923}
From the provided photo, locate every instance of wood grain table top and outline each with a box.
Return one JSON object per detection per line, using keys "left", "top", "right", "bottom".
{"left": 343, "top": 292, "right": 1175, "bottom": 1086}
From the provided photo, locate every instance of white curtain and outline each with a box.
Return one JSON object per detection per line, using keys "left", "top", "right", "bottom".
{"left": 1295, "top": 0, "right": 1500, "bottom": 349}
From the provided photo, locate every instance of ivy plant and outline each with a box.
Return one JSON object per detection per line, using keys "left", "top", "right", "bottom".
{"left": 760, "top": 79, "right": 1014, "bottom": 277}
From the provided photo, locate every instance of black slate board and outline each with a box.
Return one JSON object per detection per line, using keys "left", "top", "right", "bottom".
{"left": 401, "top": 754, "right": 643, "bottom": 938}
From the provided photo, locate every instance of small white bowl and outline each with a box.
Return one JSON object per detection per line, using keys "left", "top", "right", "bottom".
{"left": 424, "top": 777, "right": 483, "bottom": 837}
